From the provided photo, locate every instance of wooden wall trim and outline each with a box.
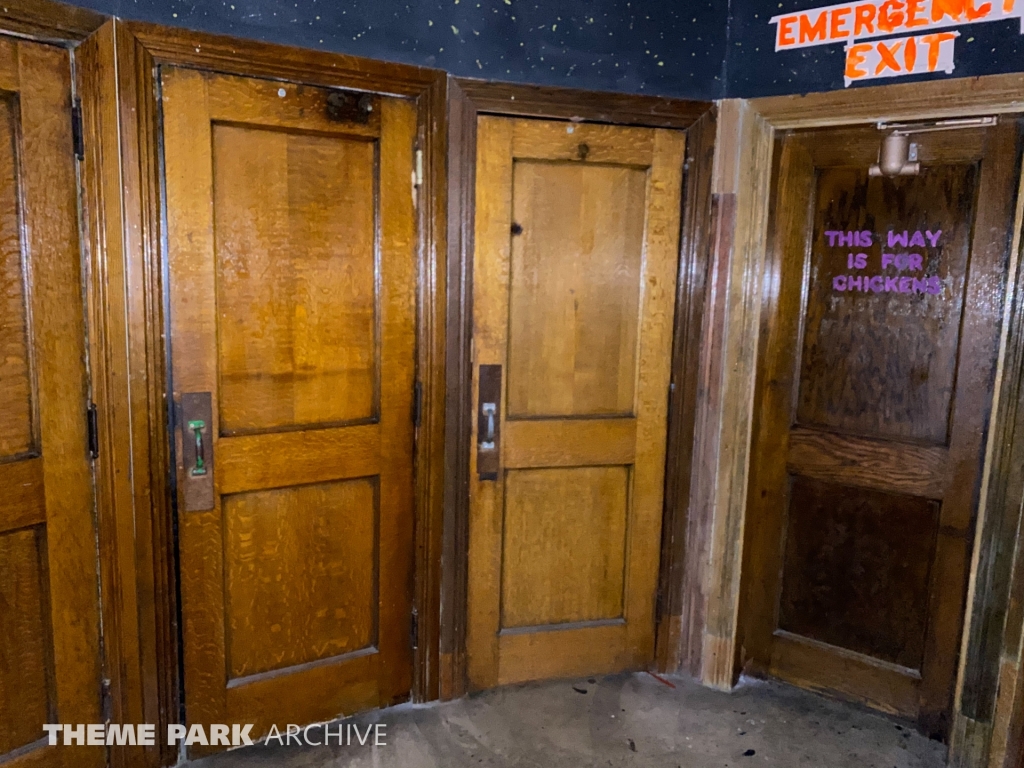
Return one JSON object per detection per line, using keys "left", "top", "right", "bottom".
{"left": 77, "top": 19, "right": 177, "bottom": 768}
{"left": 454, "top": 77, "right": 709, "bottom": 128}
{"left": 0, "top": 0, "right": 105, "bottom": 43}
{"left": 439, "top": 76, "right": 476, "bottom": 701}
{"left": 752, "top": 73, "right": 1024, "bottom": 129}
{"left": 676, "top": 99, "right": 774, "bottom": 689}
{"left": 413, "top": 71, "right": 450, "bottom": 704}
{"left": 957, "top": 136, "right": 1024, "bottom": 768}
{"left": 440, "top": 77, "right": 713, "bottom": 699}
{"left": 656, "top": 106, "right": 717, "bottom": 676}
{"left": 121, "top": 20, "right": 437, "bottom": 96}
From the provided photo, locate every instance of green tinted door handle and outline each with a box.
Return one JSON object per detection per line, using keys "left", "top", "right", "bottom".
{"left": 188, "top": 419, "right": 207, "bottom": 476}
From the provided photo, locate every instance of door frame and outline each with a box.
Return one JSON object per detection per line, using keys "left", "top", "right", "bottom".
{"left": 684, "top": 79, "right": 1024, "bottom": 768}
{"left": 75, "top": 18, "right": 448, "bottom": 767}
{"left": 441, "top": 77, "right": 713, "bottom": 700}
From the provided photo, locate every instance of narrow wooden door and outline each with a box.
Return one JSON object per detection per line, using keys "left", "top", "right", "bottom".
{"left": 163, "top": 68, "right": 417, "bottom": 750}
{"left": 467, "top": 117, "right": 685, "bottom": 688}
{"left": 0, "top": 37, "right": 104, "bottom": 768}
{"left": 740, "top": 119, "right": 1022, "bottom": 737}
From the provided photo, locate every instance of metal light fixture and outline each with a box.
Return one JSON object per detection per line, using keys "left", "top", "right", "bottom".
{"left": 868, "top": 116, "right": 997, "bottom": 178}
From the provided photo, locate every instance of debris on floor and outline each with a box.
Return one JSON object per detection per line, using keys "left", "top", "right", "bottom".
{"left": 188, "top": 672, "right": 946, "bottom": 767}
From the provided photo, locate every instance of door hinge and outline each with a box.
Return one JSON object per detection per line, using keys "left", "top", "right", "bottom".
{"left": 412, "top": 147, "right": 423, "bottom": 209}
{"left": 87, "top": 402, "right": 99, "bottom": 459}
{"left": 412, "top": 380, "right": 423, "bottom": 427}
{"left": 100, "top": 677, "right": 112, "bottom": 723}
{"left": 410, "top": 608, "right": 419, "bottom": 650}
{"left": 71, "top": 100, "right": 85, "bottom": 161}
{"left": 414, "top": 148, "right": 424, "bottom": 187}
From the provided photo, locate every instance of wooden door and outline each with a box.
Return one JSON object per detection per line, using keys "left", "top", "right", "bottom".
{"left": 740, "top": 119, "right": 1022, "bottom": 737}
{"left": 162, "top": 68, "right": 418, "bottom": 749}
{"left": 467, "top": 117, "right": 685, "bottom": 688}
{"left": 0, "top": 37, "right": 104, "bottom": 768}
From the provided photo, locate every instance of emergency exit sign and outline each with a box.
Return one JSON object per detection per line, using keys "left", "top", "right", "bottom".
{"left": 770, "top": 0, "right": 1024, "bottom": 85}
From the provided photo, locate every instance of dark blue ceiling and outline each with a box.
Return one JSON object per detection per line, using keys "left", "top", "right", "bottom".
{"left": 70, "top": 0, "right": 729, "bottom": 99}
{"left": 66, "top": 0, "right": 1024, "bottom": 99}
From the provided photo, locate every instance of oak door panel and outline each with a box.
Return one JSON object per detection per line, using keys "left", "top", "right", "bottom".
{"left": 223, "top": 478, "right": 378, "bottom": 681}
{"left": 500, "top": 466, "right": 629, "bottom": 629}
{"left": 212, "top": 124, "right": 378, "bottom": 435}
{"left": 0, "top": 96, "right": 33, "bottom": 459}
{"left": 163, "top": 67, "right": 417, "bottom": 753}
{"left": 506, "top": 162, "right": 646, "bottom": 419}
{"left": 741, "top": 120, "right": 1022, "bottom": 737}
{"left": 0, "top": 36, "right": 103, "bottom": 768}
{"left": 467, "top": 117, "right": 684, "bottom": 689}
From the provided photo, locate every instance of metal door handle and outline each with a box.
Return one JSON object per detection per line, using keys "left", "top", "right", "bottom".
{"left": 477, "top": 365, "right": 501, "bottom": 480}
{"left": 180, "top": 392, "right": 214, "bottom": 511}
{"left": 481, "top": 403, "right": 496, "bottom": 450}
{"left": 188, "top": 419, "right": 207, "bottom": 476}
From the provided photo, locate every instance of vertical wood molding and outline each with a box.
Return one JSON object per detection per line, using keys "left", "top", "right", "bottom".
{"left": 439, "top": 76, "right": 476, "bottom": 701}
{"left": 950, "top": 121, "right": 1024, "bottom": 768}
{"left": 681, "top": 99, "right": 773, "bottom": 689}
{"left": 413, "top": 70, "right": 450, "bottom": 704}
{"left": 979, "top": 168, "right": 1024, "bottom": 768}
{"left": 77, "top": 19, "right": 178, "bottom": 768}
{"left": 656, "top": 106, "right": 716, "bottom": 675}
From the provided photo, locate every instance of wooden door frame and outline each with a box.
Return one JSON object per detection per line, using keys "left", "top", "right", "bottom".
{"left": 75, "top": 18, "right": 448, "bottom": 767}
{"left": 681, "top": 79, "right": 1024, "bottom": 768}
{"left": 0, "top": 0, "right": 102, "bottom": 42}
{"left": 441, "top": 77, "right": 713, "bottom": 700}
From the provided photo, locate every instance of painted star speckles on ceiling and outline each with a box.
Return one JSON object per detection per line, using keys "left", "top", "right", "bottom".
{"left": 71, "top": 0, "right": 728, "bottom": 99}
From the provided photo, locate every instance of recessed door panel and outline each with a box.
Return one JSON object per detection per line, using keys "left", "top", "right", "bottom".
{"left": 778, "top": 476, "right": 939, "bottom": 669}
{"left": 467, "top": 117, "right": 684, "bottom": 688}
{"left": 213, "top": 124, "right": 378, "bottom": 435}
{"left": 224, "top": 478, "right": 378, "bottom": 680}
{"left": 0, "top": 36, "right": 103, "bottom": 768}
{"left": 0, "top": 96, "right": 33, "bottom": 460}
{"left": 164, "top": 67, "right": 416, "bottom": 754}
{"left": 0, "top": 528, "right": 55, "bottom": 755}
{"left": 501, "top": 466, "right": 629, "bottom": 630}
{"left": 796, "top": 165, "right": 976, "bottom": 444}
{"left": 507, "top": 162, "right": 646, "bottom": 419}
{"left": 741, "top": 120, "right": 1022, "bottom": 738}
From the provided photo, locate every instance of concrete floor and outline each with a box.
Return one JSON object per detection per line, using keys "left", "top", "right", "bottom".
{"left": 189, "top": 672, "right": 947, "bottom": 768}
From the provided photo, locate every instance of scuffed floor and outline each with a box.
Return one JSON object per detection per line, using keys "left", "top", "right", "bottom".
{"left": 188, "top": 672, "right": 947, "bottom": 767}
